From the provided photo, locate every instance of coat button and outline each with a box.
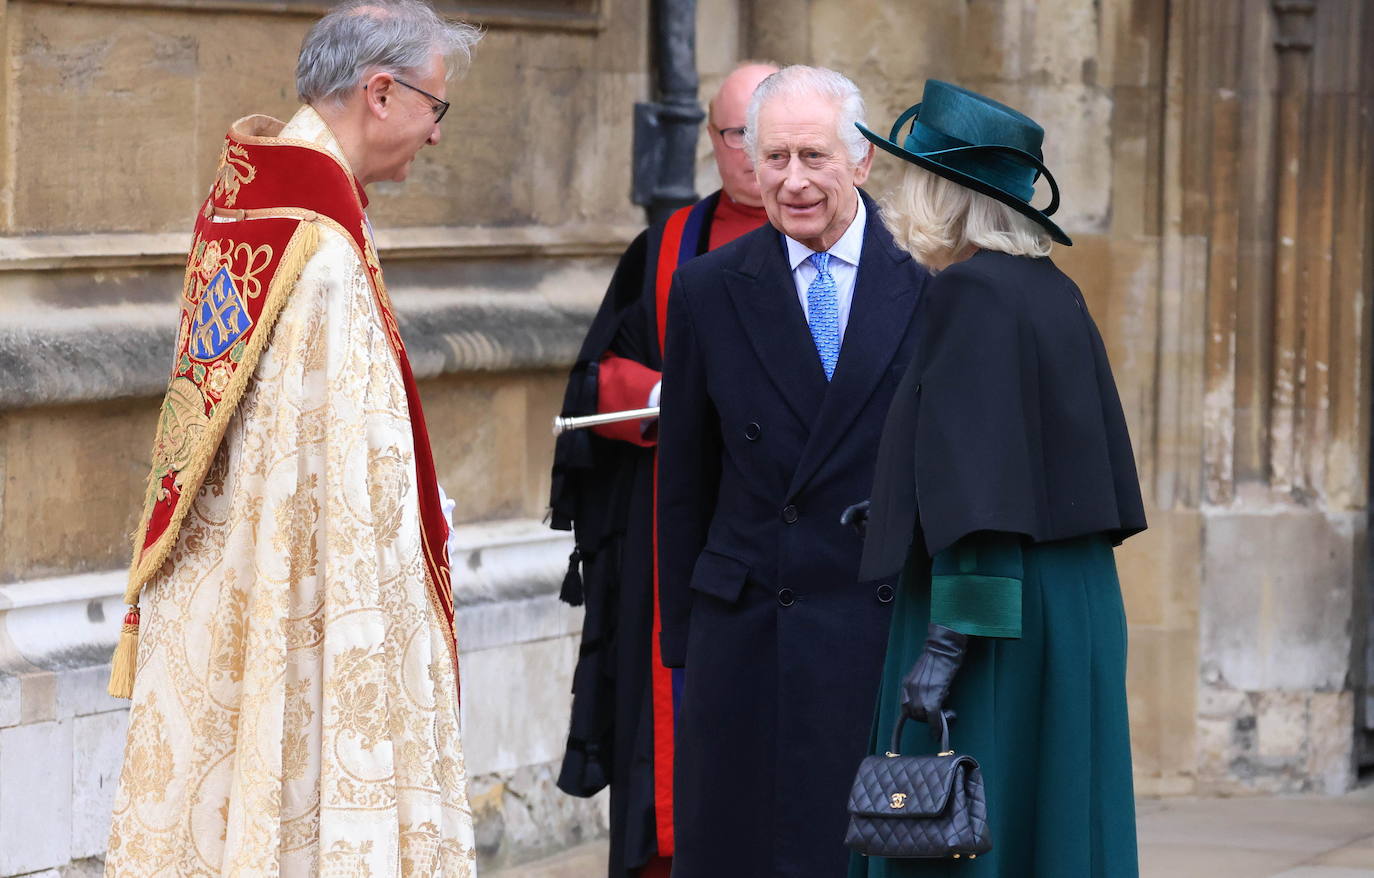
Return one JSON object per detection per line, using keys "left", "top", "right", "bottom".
{"left": 781, "top": 504, "right": 799, "bottom": 524}
{"left": 876, "top": 584, "right": 895, "bottom": 603}
{"left": 745, "top": 422, "right": 762, "bottom": 441}
{"left": 777, "top": 587, "right": 796, "bottom": 607}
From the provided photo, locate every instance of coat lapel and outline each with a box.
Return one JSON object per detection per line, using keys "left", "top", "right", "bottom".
{"left": 724, "top": 229, "right": 828, "bottom": 426}
{"left": 787, "top": 196, "right": 922, "bottom": 497}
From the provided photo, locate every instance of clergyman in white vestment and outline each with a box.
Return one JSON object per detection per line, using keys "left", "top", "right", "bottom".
{"left": 105, "top": 3, "right": 482, "bottom": 875}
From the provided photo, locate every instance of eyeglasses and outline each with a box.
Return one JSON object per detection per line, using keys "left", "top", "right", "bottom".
{"left": 393, "top": 77, "right": 450, "bottom": 124}
{"left": 713, "top": 125, "right": 747, "bottom": 150}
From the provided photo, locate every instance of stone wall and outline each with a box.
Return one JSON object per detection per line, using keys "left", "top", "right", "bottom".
{"left": 0, "top": 0, "right": 720, "bottom": 872}
{"left": 0, "top": 0, "right": 654, "bottom": 561}
{"left": 0, "top": 0, "right": 646, "bottom": 245}
{"left": 743, "top": 0, "right": 1374, "bottom": 795}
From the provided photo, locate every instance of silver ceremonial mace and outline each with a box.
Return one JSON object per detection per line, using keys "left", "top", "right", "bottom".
{"left": 552, "top": 407, "right": 660, "bottom": 437}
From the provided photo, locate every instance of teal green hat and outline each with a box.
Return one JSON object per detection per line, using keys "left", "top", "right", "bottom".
{"left": 857, "top": 80, "right": 1071, "bottom": 246}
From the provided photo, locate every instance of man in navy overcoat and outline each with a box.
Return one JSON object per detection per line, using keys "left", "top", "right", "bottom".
{"left": 656, "top": 65, "right": 930, "bottom": 878}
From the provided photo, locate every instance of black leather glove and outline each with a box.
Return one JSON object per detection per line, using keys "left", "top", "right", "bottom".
{"left": 900, "top": 623, "right": 970, "bottom": 730}
{"left": 839, "top": 499, "right": 871, "bottom": 537}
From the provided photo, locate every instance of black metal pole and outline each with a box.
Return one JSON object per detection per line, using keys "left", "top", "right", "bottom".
{"left": 632, "top": 0, "right": 704, "bottom": 224}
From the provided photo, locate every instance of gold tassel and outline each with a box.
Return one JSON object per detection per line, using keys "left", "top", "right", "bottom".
{"left": 107, "top": 605, "right": 140, "bottom": 699}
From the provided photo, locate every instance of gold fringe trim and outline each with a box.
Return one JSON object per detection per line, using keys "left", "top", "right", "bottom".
{"left": 110, "top": 219, "right": 321, "bottom": 698}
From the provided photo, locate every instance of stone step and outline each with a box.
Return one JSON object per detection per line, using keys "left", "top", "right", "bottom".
{"left": 484, "top": 841, "right": 607, "bottom": 878}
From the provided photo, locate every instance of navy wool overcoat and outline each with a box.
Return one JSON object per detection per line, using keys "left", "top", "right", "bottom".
{"left": 656, "top": 191, "right": 929, "bottom": 878}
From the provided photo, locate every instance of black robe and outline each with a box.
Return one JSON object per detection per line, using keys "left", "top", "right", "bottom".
{"left": 549, "top": 192, "right": 721, "bottom": 876}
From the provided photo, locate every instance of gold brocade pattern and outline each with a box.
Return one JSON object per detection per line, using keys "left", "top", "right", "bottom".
{"left": 359, "top": 218, "right": 406, "bottom": 357}
{"left": 106, "top": 219, "right": 475, "bottom": 876}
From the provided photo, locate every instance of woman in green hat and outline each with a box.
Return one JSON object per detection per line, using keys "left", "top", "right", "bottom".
{"left": 844, "top": 80, "right": 1147, "bottom": 877}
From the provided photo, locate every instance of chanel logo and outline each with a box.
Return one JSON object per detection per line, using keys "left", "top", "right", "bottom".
{"left": 889, "top": 793, "right": 908, "bottom": 809}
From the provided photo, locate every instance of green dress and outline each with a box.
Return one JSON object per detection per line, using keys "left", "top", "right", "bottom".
{"left": 849, "top": 531, "right": 1138, "bottom": 878}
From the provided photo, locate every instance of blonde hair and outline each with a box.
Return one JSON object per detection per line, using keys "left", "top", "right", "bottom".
{"left": 883, "top": 165, "right": 1052, "bottom": 270}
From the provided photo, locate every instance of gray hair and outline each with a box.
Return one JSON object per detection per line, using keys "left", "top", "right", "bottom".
{"left": 883, "top": 165, "right": 1052, "bottom": 269}
{"left": 744, "top": 65, "right": 869, "bottom": 166}
{"left": 296, "top": 0, "right": 482, "bottom": 105}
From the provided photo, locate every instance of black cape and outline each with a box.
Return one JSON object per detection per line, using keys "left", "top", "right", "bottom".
{"left": 861, "top": 249, "right": 1146, "bottom": 580}
{"left": 548, "top": 192, "right": 719, "bottom": 876}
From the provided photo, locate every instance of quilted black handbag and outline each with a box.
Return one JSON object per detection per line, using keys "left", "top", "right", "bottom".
{"left": 844, "top": 710, "right": 992, "bottom": 859}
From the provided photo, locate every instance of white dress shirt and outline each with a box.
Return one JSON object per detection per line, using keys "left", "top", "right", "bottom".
{"left": 643, "top": 194, "right": 867, "bottom": 412}
{"left": 783, "top": 190, "right": 867, "bottom": 343}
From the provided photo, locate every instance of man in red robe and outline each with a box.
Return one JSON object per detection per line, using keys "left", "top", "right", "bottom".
{"left": 548, "top": 61, "right": 777, "bottom": 878}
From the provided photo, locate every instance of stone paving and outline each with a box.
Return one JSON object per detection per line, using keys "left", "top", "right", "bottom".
{"left": 1136, "top": 785, "right": 1374, "bottom": 877}
{"left": 488, "top": 785, "right": 1374, "bottom": 878}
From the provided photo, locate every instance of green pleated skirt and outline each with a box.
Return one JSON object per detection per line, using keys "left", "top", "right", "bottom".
{"left": 849, "top": 534, "right": 1138, "bottom": 878}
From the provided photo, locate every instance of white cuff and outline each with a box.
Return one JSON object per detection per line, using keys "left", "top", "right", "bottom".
{"left": 642, "top": 381, "right": 662, "bottom": 437}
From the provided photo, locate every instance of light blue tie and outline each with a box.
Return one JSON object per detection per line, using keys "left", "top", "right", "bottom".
{"left": 806, "top": 251, "right": 840, "bottom": 380}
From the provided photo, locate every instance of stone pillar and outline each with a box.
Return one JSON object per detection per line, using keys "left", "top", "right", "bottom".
{"left": 1194, "top": 0, "right": 1374, "bottom": 794}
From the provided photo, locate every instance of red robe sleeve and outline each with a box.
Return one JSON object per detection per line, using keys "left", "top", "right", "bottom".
{"left": 592, "top": 353, "right": 661, "bottom": 446}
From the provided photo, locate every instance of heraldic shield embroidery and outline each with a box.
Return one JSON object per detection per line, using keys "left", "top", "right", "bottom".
{"left": 131, "top": 215, "right": 320, "bottom": 591}
{"left": 189, "top": 266, "right": 253, "bottom": 361}
{"left": 148, "top": 236, "right": 275, "bottom": 491}
{"left": 144, "top": 237, "right": 275, "bottom": 502}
